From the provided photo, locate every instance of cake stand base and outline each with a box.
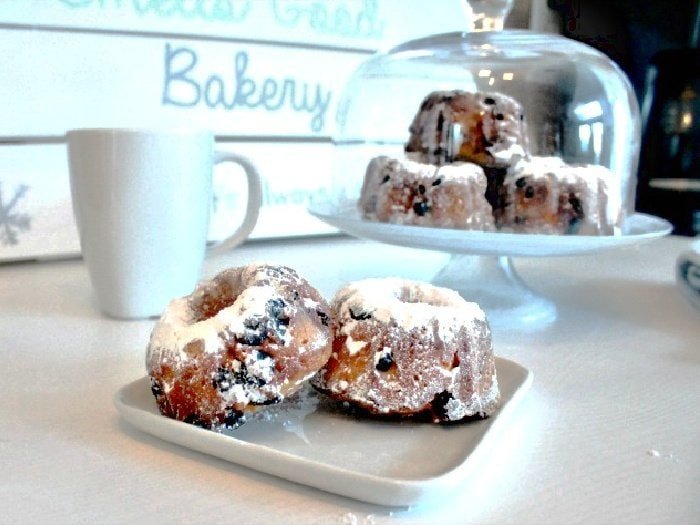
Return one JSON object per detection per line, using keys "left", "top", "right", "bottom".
{"left": 431, "top": 254, "right": 557, "bottom": 331}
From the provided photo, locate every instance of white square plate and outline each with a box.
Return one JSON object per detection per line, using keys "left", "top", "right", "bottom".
{"left": 114, "top": 357, "right": 532, "bottom": 506}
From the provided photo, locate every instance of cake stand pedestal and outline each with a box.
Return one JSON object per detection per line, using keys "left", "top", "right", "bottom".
{"left": 308, "top": 202, "right": 672, "bottom": 332}
{"left": 431, "top": 254, "right": 556, "bottom": 330}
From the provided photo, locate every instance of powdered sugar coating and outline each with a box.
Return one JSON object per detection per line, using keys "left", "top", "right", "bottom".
{"left": 359, "top": 155, "right": 494, "bottom": 230}
{"left": 146, "top": 264, "right": 332, "bottom": 431}
{"left": 405, "top": 90, "right": 528, "bottom": 167}
{"left": 312, "top": 278, "right": 499, "bottom": 422}
{"left": 503, "top": 156, "right": 621, "bottom": 235}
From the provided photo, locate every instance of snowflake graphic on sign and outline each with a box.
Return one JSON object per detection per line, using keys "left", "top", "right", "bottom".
{"left": 0, "top": 183, "right": 31, "bottom": 246}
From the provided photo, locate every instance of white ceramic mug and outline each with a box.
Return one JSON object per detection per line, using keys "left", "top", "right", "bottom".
{"left": 66, "top": 128, "right": 262, "bottom": 319}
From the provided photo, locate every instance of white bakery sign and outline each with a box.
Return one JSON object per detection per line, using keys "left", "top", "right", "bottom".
{"left": 0, "top": 0, "right": 467, "bottom": 261}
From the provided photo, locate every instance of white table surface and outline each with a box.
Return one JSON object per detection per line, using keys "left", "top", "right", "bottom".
{"left": 1, "top": 235, "right": 698, "bottom": 524}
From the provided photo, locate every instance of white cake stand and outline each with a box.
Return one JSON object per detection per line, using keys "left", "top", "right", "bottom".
{"left": 308, "top": 201, "right": 673, "bottom": 330}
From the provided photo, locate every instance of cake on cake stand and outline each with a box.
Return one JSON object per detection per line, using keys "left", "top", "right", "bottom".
{"left": 317, "top": 0, "right": 672, "bottom": 330}
{"left": 309, "top": 202, "right": 672, "bottom": 330}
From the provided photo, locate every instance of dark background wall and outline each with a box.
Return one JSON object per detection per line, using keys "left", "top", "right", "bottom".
{"left": 553, "top": 0, "right": 698, "bottom": 100}
{"left": 549, "top": 0, "right": 700, "bottom": 235}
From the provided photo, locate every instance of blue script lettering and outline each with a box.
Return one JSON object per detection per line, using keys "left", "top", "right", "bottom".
{"left": 58, "top": 0, "right": 105, "bottom": 6}
{"left": 272, "top": 0, "right": 384, "bottom": 39}
{"left": 162, "top": 43, "right": 331, "bottom": 133}
{"left": 162, "top": 44, "right": 200, "bottom": 107}
{"left": 58, "top": 0, "right": 252, "bottom": 23}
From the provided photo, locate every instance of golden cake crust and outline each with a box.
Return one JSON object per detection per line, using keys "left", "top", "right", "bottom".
{"left": 405, "top": 90, "right": 528, "bottom": 167}
{"left": 311, "top": 278, "right": 500, "bottom": 422}
{"left": 359, "top": 155, "right": 495, "bottom": 230}
{"left": 146, "top": 264, "right": 332, "bottom": 430}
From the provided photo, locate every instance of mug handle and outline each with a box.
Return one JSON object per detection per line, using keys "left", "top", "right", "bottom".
{"left": 207, "top": 151, "right": 263, "bottom": 255}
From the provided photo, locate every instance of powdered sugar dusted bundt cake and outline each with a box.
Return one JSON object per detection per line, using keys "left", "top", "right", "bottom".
{"left": 502, "top": 156, "right": 622, "bottom": 235}
{"left": 146, "top": 264, "right": 332, "bottom": 431}
{"left": 311, "top": 278, "right": 500, "bottom": 422}
{"left": 359, "top": 155, "right": 495, "bottom": 230}
{"left": 405, "top": 90, "right": 528, "bottom": 167}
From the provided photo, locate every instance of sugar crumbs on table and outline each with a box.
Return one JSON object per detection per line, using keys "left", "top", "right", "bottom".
{"left": 341, "top": 513, "right": 358, "bottom": 525}
{"left": 340, "top": 512, "right": 376, "bottom": 525}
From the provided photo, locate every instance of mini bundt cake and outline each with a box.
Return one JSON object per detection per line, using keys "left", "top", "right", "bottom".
{"left": 146, "top": 263, "right": 332, "bottom": 431}
{"left": 312, "top": 278, "right": 500, "bottom": 422}
{"left": 359, "top": 155, "right": 495, "bottom": 230}
{"left": 502, "top": 156, "right": 621, "bottom": 235}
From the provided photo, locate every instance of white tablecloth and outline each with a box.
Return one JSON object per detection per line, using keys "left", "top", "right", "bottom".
{"left": 1, "top": 235, "right": 698, "bottom": 524}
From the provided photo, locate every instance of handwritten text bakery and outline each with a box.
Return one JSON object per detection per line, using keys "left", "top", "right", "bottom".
{"left": 162, "top": 43, "right": 332, "bottom": 133}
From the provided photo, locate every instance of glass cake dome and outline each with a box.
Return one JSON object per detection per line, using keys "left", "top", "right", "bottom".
{"left": 327, "top": 0, "right": 642, "bottom": 238}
